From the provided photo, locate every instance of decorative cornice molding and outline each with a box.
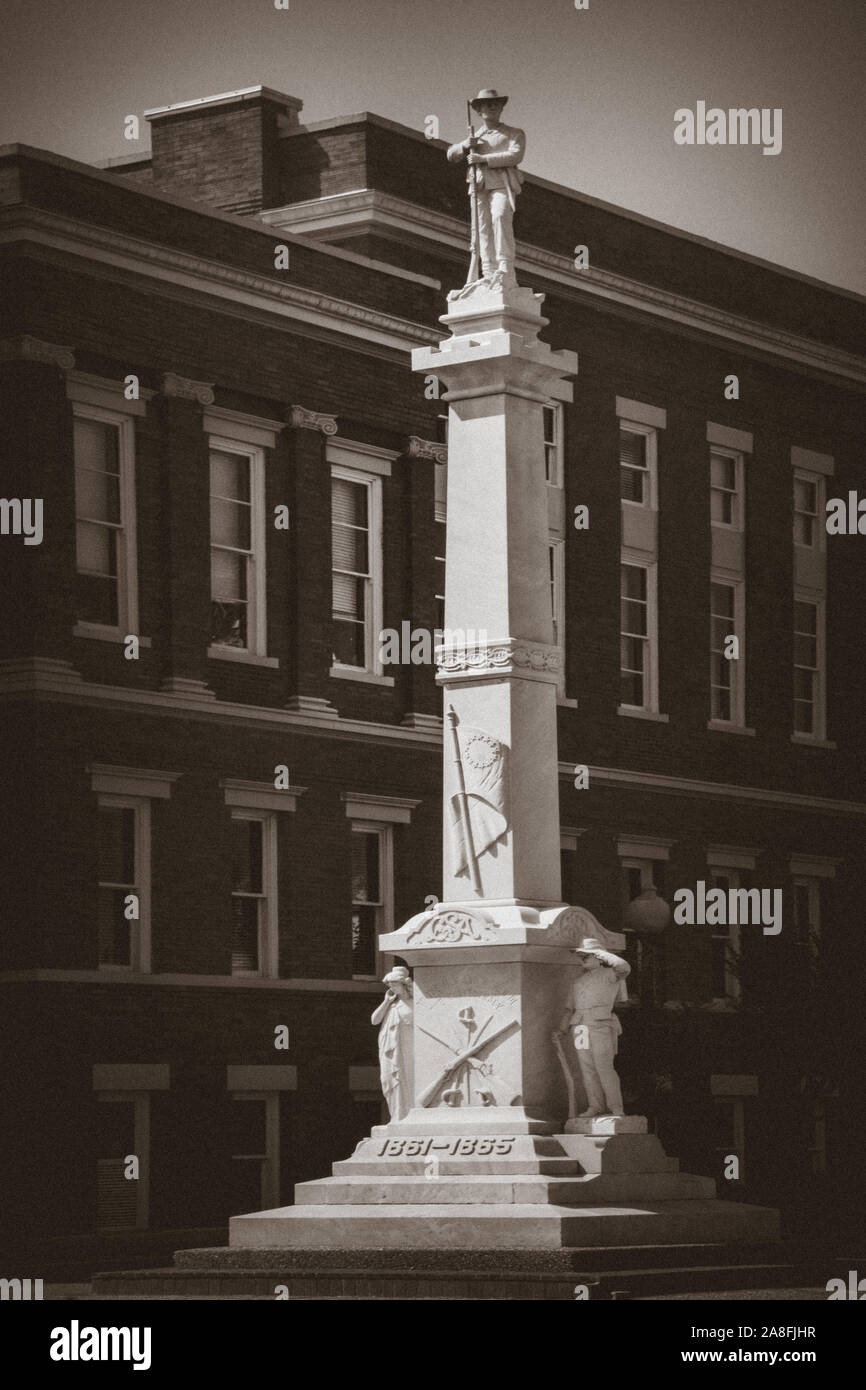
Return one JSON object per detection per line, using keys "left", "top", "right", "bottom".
{"left": 0, "top": 334, "right": 75, "bottom": 370}
{"left": 269, "top": 190, "right": 866, "bottom": 386}
{"left": 558, "top": 760, "right": 866, "bottom": 817}
{"left": 0, "top": 206, "right": 440, "bottom": 356}
{"left": 437, "top": 638, "right": 561, "bottom": 680}
{"left": 290, "top": 404, "right": 339, "bottom": 435}
{"left": 162, "top": 371, "right": 215, "bottom": 404}
{"left": 408, "top": 434, "right": 447, "bottom": 464}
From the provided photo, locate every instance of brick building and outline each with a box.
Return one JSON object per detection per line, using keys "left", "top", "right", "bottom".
{"left": 1, "top": 86, "right": 864, "bottom": 1272}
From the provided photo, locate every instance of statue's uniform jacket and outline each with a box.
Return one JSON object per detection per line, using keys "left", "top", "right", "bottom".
{"left": 566, "top": 968, "right": 626, "bottom": 1044}
{"left": 446, "top": 124, "right": 526, "bottom": 208}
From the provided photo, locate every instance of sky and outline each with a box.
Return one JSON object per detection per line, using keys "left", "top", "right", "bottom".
{"left": 2, "top": 0, "right": 864, "bottom": 295}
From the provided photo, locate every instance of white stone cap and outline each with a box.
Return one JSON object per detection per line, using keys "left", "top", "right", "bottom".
{"left": 146, "top": 87, "right": 303, "bottom": 121}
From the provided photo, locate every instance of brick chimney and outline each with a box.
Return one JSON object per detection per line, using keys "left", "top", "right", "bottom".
{"left": 144, "top": 86, "right": 303, "bottom": 214}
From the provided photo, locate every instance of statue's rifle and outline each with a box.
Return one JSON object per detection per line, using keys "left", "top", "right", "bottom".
{"left": 465, "top": 100, "right": 481, "bottom": 284}
{"left": 447, "top": 706, "right": 482, "bottom": 895}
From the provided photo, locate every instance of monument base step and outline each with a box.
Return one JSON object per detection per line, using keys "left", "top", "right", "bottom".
{"left": 229, "top": 1199, "right": 779, "bottom": 1250}
{"left": 295, "top": 1172, "right": 715, "bottom": 1205}
{"left": 90, "top": 1240, "right": 836, "bottom": 1300}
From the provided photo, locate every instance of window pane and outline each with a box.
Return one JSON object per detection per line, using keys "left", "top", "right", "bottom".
{"left": 232, "top": 819, "right": 263, "bottom": 893}
{"left": 76, "top": 520, "right": 117, "bottom": 577}
{"left": 794, "top": 699, "right": 814, "bottom": 734}
{"left": 711, "top": 583, "right": 734, "bottom": 619}
{"left": 74, "top": 417, "right": 119, "bottom": 475}
{"left": 99, "top": 806, "right": 135, "bottom": 883}
{"left": 77, "top": 571, "right": 118, "bottom": 627}
{"left": 332, "top": 477, "right": 368, "bottom": 529}
{"left": 211, "top": 450, "right": 250, "bottom": 503}
{"left": 211, "top": 548, "right": 247, "bottom": 604}
{"left": 621, "top": 598, "right": 647, "bottom": 636}
{"left": 621, "top": 636, "right": 645, "bottom": 672}
{"left": 794, "top": 513, "right": 814, "bottom": 546}
{"left": 333, "top": 618, "right": 366, "bottom": 668}
{"left": 76, "top": 465, "right": 120, "bottom": 524}
{"left": 621, "top": 565, "right": 646, "bottom": 601}
{"left": 794, "top": 477, "right": 816, "bottom": 513}
{"left": 98, "top": 886, "right": 132, "bottom": 967}
{"left": 351, "top": 905, "right": 377, "bottom": 977}
{"left": 619, "top": 430, "right": 646, "bottom": 471}
{"left": 710, "top": 454, "right": 735, "bottom": 490}
{"left": 352, "top": 831, "right": 380, "bottom": 903}
{"left": 620, "top": 669, "right": 644, "bottom": 706}
{"left": 710, "top": 490, "right": 733, "bottom": 525}
{"left": 231, "top": 897, "right": 260, "bottom": 973}
{"left": 620, "top": 466, "right": 645, "bottom": 503}
{"left": 794, "top": 632, "right": 817, "bottom": 667}
{"left": 211, "top": 496, "right": 251, "bottom": 550}
{"left": 332, "top": 523, "right": 369, "bottom": 574}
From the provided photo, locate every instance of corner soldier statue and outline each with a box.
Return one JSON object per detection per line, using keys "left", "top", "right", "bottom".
{"left": 447, "top": 88, "right": 525, "bottom": 286}
{"left": 556, "top": 939, "right": 631, "bottom": 1118}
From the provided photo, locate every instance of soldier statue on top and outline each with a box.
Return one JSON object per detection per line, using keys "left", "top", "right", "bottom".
{"left": 447, "top": 89, "right": 526, "bottom": 287}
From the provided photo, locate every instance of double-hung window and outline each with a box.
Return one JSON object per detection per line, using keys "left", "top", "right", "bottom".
{"left": 72, "top": 401, "right": 139, "bottom": 636}
{"left": 97, "top": 797, "right": 148, "bottom": 972}
{"left": 793, "top": 597, "right": 825, "bottom": 737}
{"left": 617, "top": 400, "right": 664, "bottom": 718}
{"left": 230, "top": 811, "right": 277, "bottom": 977}
{"left": 620, "top": 561, "right": 657, "bottom": 710}
{"left": 329, "top": 444, "right": 392, "bottom": 679}
{"left": 710, "top": 449, "right": 743, "bottom": 529}
{"left": 209, "top": 440, "right": 267, "bottom": 656}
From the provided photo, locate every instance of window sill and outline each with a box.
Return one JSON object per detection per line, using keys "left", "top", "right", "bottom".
{"left": 207, "top": 646, "right": 280, "bottom": 668}
{"left": 617, "top": 706, "right": 669, "bottom": 723}
{"left": 557, "top": 695, "right": 579, "bottom": 709}
{"left": 74, "top": 624, "right": 152, "bottom": 647}
{"left": 791, "top": 733, "right": 837, "bottom": 749}
{"left": 330, "top": 666, "right": 395, "bottom": 687}
{"left": 707, "top": 720, "right": 756, "bottom": 737}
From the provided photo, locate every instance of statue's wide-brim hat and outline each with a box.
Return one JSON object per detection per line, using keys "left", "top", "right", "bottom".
{"left": 470, "top": 88, "right": 508, "bottom": 110}
{"left": 383, "top": 966, "right": 410, "bottom": 983}
{"left": 574, "top": 937, "right": 626, "bottom": 968}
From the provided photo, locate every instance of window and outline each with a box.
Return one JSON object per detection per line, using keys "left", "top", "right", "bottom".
{"left": 620, "top": 428, "right": 650, "bottom": 505}
{"left": 708, "top": 868, "right": 742, "bottom": 1003}
{"left": 619, "top": 855, "right": 666, "bottom": 1007}
{"left": 350, "top": 826, "right": 386, "bottom": 979}
{"left": 793, "top": 471, "right": 823, "bottom": 548}
{"left": 710, "top": 580, "right": 744, "bottom": 724}
{"left": 620, "top": 562, "right": 656, "bottom": 709}
{"left": 793, "top": 597, "right": 825, "bottom": 737}
{"left": 97, "top": 798, "right": 148, "bottom": 972}
{"left": 230, "top": 812, "right": 277, "bottom": 977}
{"left": 73, "top": 406, "right": 138, "bottom": 633}
{"left": 543, "top": 403, "right": 564, "bottom": 487}
{"left": 95, "top": 1093, "right": 149, "bottom": 1230}
{"left": 710, "top": 449, "right": 742, "bottom": 528}
{"left": 227, "top": 1095, "right": 280, "bottom": 1212}
{"left": 331, "top": 469, "right": 383, "bottom": 673}
{"left": 793, "top": 877, "right": 821, "bottom": 982}
{"left": 209, "top": 442, "right": 266, "bottom": 654}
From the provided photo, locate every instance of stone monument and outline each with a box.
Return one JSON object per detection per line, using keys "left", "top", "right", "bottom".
{"left": 225, "top": 94, "right": 779, "bottom": 1272}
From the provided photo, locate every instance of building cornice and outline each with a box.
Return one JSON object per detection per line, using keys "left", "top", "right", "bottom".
{"left": 0, "top": 660, "right": 861, "bottom": 817}
{"left": 0, "top": 205, "right": 441, "bottom": 356}
{"left": 267, "top": 191, "right": 866, "bottom": 386}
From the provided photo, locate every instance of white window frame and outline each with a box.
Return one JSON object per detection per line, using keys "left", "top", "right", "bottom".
{"left": 95, "top": 1091, "right": 150, "bottom": 1231}
{"left": 330, "top": 464, "right": 385, "bottom": 678}
{"left": 619, "top": 556, "right": 659, "bottom": 713}
{"left": 618, "top": 420, "right": 657, "bottom": 510}
{"left": 96, "top": 794, "right": 151, "bottom": 975}
{"left": 207, "top": 434, "right": 268, "bottom": 660}
{"left": 230, "top": 809, "right": 278, "bottom": 979}
{"left": 793, "top": 593, "right": 826, "bottom": 740}
{"left": 710, "top": 447, "right": 744, "bottom": 531}
{"left": 793, "top": 469, "right": 825, "bottom": 552}
{"left": 709, "top": 575, "right": 746, "bottom": 727}
{"left": 72, "top": 401, "right": 139, "bottom": 639}
{"left": 543, "top": 401, "right": 564, "bottom": 489}
{"left": 228, "top": 1092, "right": 281, "bottom": 1211}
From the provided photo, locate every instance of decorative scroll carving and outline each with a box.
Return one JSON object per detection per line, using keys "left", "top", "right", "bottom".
{"left": 162, "top": 372, "right": 215, "bottom": 404}
{"left": 407, "top": 435, "right": 447, "bottom": 464}
{"left": 0, "top": 336, "right": 75, "bottom": 370}
{"left": 437, "top": 639, "right": 560, "bottom": 675}
{"left": 406, "top": 909, "right": 497, "bottom": 944}
{"left": 290, "top": 404, "right": 338, "bottom": 435}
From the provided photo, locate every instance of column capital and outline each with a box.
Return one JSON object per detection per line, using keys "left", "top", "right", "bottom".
{"left": 161, "top": 372, "right": 215, "bottom": 404}
{"left": 0, "top": 335, "right": 75, "bottom": 370}
{"left": 407, "top": 435, "right": 447, "bottom": 464}
{"left": 290, "top": 404, "right": 338, "bottom": 435}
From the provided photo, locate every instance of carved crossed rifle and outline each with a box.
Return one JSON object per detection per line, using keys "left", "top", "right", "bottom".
{"left": 418, "top": 1013, "right": 517, "bottom": 1107}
